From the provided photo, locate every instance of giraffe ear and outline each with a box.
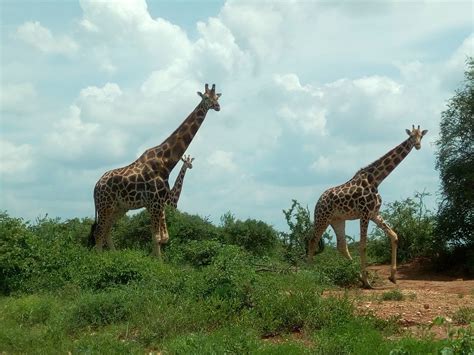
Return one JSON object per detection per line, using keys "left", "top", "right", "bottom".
{"left": 405, "top": 129, "right": 411, "bottom": 136}
{"left": 197, "top": 91, "right": 204, "bottom": 98}
{"left": 216, "top": 93, "right": 222, "bottom": 98}
{"left": 421, "top": 129, "right": 428, "bottom": 136}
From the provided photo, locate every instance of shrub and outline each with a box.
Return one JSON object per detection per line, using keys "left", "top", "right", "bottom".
{"left": 381, "top": 289, "right": 404, "bottom": 301}
{"left": 67, "top": 289, "right": 132, "bottom": 331}
{"left": 280, "top": 200, "right": 327, "bottom": 265}
{"left": 2, "top": 294, "right": 57, "bottom": 326}
{"left": 312, "top": 248, "right": 361, "bottom": 287}
{"left": 202, "top": 246, "right": 255, "bottom": 304}
{"left": 167, "top": 239, "right": 224, "bottom": 267}
{"left": 221, "top": 213, "right": 278, "bottom": 256}
{"left": 368, "top": 192, "right": 436, "bottom": 264}
{"left": 251, "top": 273, "right": 353, "bottom": 336}
{"left": 0, "top": 213, "right": 88, "bottom": 294}
{"left": 68, "top": 250, "right": 157, "bottom": 291}
{"left": 166, "top": 207, "right": 222, "bottom": 243}
{"left": 453, "top": 307, "right": 474, "bottom": 325}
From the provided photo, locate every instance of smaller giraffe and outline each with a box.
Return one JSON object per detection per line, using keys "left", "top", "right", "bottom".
{"left": 308, "top": 125, "right": 428, "bottom": 288}
{"left": 167, "top": 155, "right": 194, "bottom": 209}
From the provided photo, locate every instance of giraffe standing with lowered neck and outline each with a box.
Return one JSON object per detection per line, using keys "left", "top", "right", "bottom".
{"left": 89, "top": 84, "right": 221, "bottom": 258}
{"left": 308, "top": 125, "right": 428, "bottom": 288}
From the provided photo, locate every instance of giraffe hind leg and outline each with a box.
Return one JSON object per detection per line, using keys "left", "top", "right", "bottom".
{"left": 94, "top": 208, "right": 116, "bottom": 252}
{"left": 331, "top": 220, "right": 352, "bottom": 260}
{"left": 372, "top": 214, "right": 398, "bottom": 284}
{"left": 359, "top": 216, "right": 372, "bottom": 289}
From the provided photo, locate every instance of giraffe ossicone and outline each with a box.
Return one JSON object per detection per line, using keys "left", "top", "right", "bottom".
{"left": 89, "top": 84, "right": 221, "bottom": 258}
{"left": 308, "top": 125, "right": 428, "bottom": 289}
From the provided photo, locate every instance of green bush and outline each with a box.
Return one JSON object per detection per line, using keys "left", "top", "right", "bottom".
{"left": 167, "top": 239, "right": 224, "bottom": 267}
{"left": 201, "top": 245, "right": 255, "bottom": 309}
{"left": 2, "top": 294, "right": 57, "bottom": 326}
{"left": 221, "top": 213, "right": 278, "bottom": 256}
{"left": 250, "top": 271, "right": 353, "bottom": 336}
{"left": 312, "top": 248, "right": 361, "bottom": 287}
{"left": 381, "top": 289, "right": 404, "bottom": 301}
{"left": 0, "top": 213, "right": 89, "bottom": 294}
{"left": 67, "top": 289, "right": 131, "bottom": 331}
{"left": 69, "top": 250, "right": 157, "bottom": 291}
{"left": 280, "top": 200, "right": 327, "bottom": 265}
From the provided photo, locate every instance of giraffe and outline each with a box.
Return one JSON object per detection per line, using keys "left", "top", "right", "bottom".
{"left": 167, "top": 154, "right": 194, "bottom": 209}
{"left": 89, "top": 84, "right": 221, "bottom": 258}
{"left": 308, "top": 125, "right": 428, "bottom": 288}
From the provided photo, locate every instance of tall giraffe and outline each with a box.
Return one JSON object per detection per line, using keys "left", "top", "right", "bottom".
{"left": 308, "top": 125, "right": 428, "bottom": 288}
{"left": 168, "top": 154, "right": 194, "bottom": 209}
{"left": 89, "top": 84, "right": 221, "bottom": 258}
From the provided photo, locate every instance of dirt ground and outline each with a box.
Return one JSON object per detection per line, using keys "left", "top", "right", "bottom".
{"left": 326, "top": 261, "right": 474, "bottom": 338}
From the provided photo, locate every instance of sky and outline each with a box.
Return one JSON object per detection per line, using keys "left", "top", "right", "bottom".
{"left": 0, "top": 0, "right": 473, "bottom": 237}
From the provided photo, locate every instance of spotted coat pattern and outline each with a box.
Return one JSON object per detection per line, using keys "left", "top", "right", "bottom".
{"left": 89, "top": 84, "right": 221, "bottom": 258}
{"left": 308, "top": 126, "right": 428, "bottom": 288}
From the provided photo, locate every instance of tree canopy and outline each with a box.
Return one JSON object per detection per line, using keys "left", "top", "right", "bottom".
{"left": 435, "top": 58, "right": 474, "bottom": 248}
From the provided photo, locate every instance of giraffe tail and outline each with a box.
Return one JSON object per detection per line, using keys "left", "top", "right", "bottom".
{"left": 88, "top": 200, "right": 98, "bottom": 249}
{"left": 88, "top": 222, "right": 97, "bottom": 249}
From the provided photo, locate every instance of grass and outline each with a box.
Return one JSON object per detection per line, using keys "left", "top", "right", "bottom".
{"left": 1, "top": 211, "right": 472, "bottom": 354}
{"left": 453, "top": 307, "right": 474, "bottom": 325}
{"left": 381, "top": 289, "right": 405, "bottom": 301}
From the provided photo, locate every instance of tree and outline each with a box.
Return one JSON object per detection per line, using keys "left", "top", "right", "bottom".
{"left": 280, "top": 200, "right": 327, "bottom": 264}
{"left": 435, "top": 58, "right": 474, "bottom": 249}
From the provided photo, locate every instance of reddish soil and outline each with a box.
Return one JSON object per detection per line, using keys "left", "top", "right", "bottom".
{"left": 327, "top": 261, "right": 474, "bottom": 338}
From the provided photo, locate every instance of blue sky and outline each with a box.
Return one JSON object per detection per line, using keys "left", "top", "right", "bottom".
{"left": 1, "top": 0, "right": 472, "bottom": 237}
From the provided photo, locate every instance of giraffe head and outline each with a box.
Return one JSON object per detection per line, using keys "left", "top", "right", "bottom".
{"left": 405, "top": 125, "right": 428, "bottom": 150}
{"left": 197, "top": 83, "right": 222, "bottom": 111}
{"left": 181, "top": 155, "right": 194, "bottom": 169}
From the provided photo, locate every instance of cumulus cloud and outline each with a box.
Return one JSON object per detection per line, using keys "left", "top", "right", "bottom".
{"left": 0, "top": 139, "right": 33, "bottom": 175}
{"left": 1, "top": 0, "right": 472, "bottom": 232}
{"left": 79, "top": 0, "right": 192, "bottom": 67}
{"left": 207, "top": 150, "right": 238, "bottom": 173}
{"left": 16, "top": 21, "right": 78, "bottom": 55}
{"left": 0, "top": 82, "right": 37, "bottom": 113}
{"left": 44, "top": 104, "right": 129, "bottom": 166}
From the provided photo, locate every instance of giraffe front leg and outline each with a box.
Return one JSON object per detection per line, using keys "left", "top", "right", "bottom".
{"left": 372, "top": 215, "right": 398, "bottom": 284}
{"left": 359, "top": 217, "right": 372, "bottom": 289}
{"left": 159, "top": 208, "right": 169, "bottom": 244}
{"left": 148, "top": 205, "right": 165, "bottom": 259}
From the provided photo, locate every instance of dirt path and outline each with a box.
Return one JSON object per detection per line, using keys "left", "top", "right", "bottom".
{"left": 326, "top": 261, "right": 474, "bottom": 338}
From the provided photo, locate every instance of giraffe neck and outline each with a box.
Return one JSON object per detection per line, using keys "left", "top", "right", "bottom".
{"left": 169, "top": 164, "right": 189, "bottom": 208}
{"left": 356, "top": 138, "right": 414, "bottom": 187}
{"left": 143, "top": 100, "right": 209, "bottom": 176}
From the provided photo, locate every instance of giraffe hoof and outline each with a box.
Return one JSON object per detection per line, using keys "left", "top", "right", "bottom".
{"left": 388, "top": 276, "right": 397, "bottom": 284}
{"left": 362, "top": 282, "right": 373, "bottom": 289}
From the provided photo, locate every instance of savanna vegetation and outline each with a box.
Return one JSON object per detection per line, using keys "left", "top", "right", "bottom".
{"left": 1, "top": 60, "right": 472, "bottom": 355}
{"left": 1, "top": 201, "right": 473, "bottom": 354}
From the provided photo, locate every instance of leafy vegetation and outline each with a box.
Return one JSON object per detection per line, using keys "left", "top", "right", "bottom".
{"left": 435, "top": 58, "right": 474, "bottom": 274}
{"left": 1, "top": 208, "right": 471, "bottom": 354}
{"left": 380, "top": 289, "right": 404, "bottom": 301}
{"left": 368, "top": 191, "right": 436, "bottom": 264}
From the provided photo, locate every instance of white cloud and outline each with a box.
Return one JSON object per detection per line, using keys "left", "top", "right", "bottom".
{"left": 1, "top": 0, "right": 471, "bottom": 232}
{"left": 80, "top": 83, "right": 122, "bottom": 102}
{"left": 0, "top": 139, "right": 33, "bottom": 175}
{"left": 79, "top": 0, "right": 192, "bottom": 67}
{"left": 16, "top": 21, "right": 78, "bottom": 55}
{"left": 44, "top": 105, "right": 128, "bottom": 165}
{"left": 207, "top": 150, "right": 238, "bottom": 173}
{"left": 0, "top": 82, "right": 37, "bottom": 113}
